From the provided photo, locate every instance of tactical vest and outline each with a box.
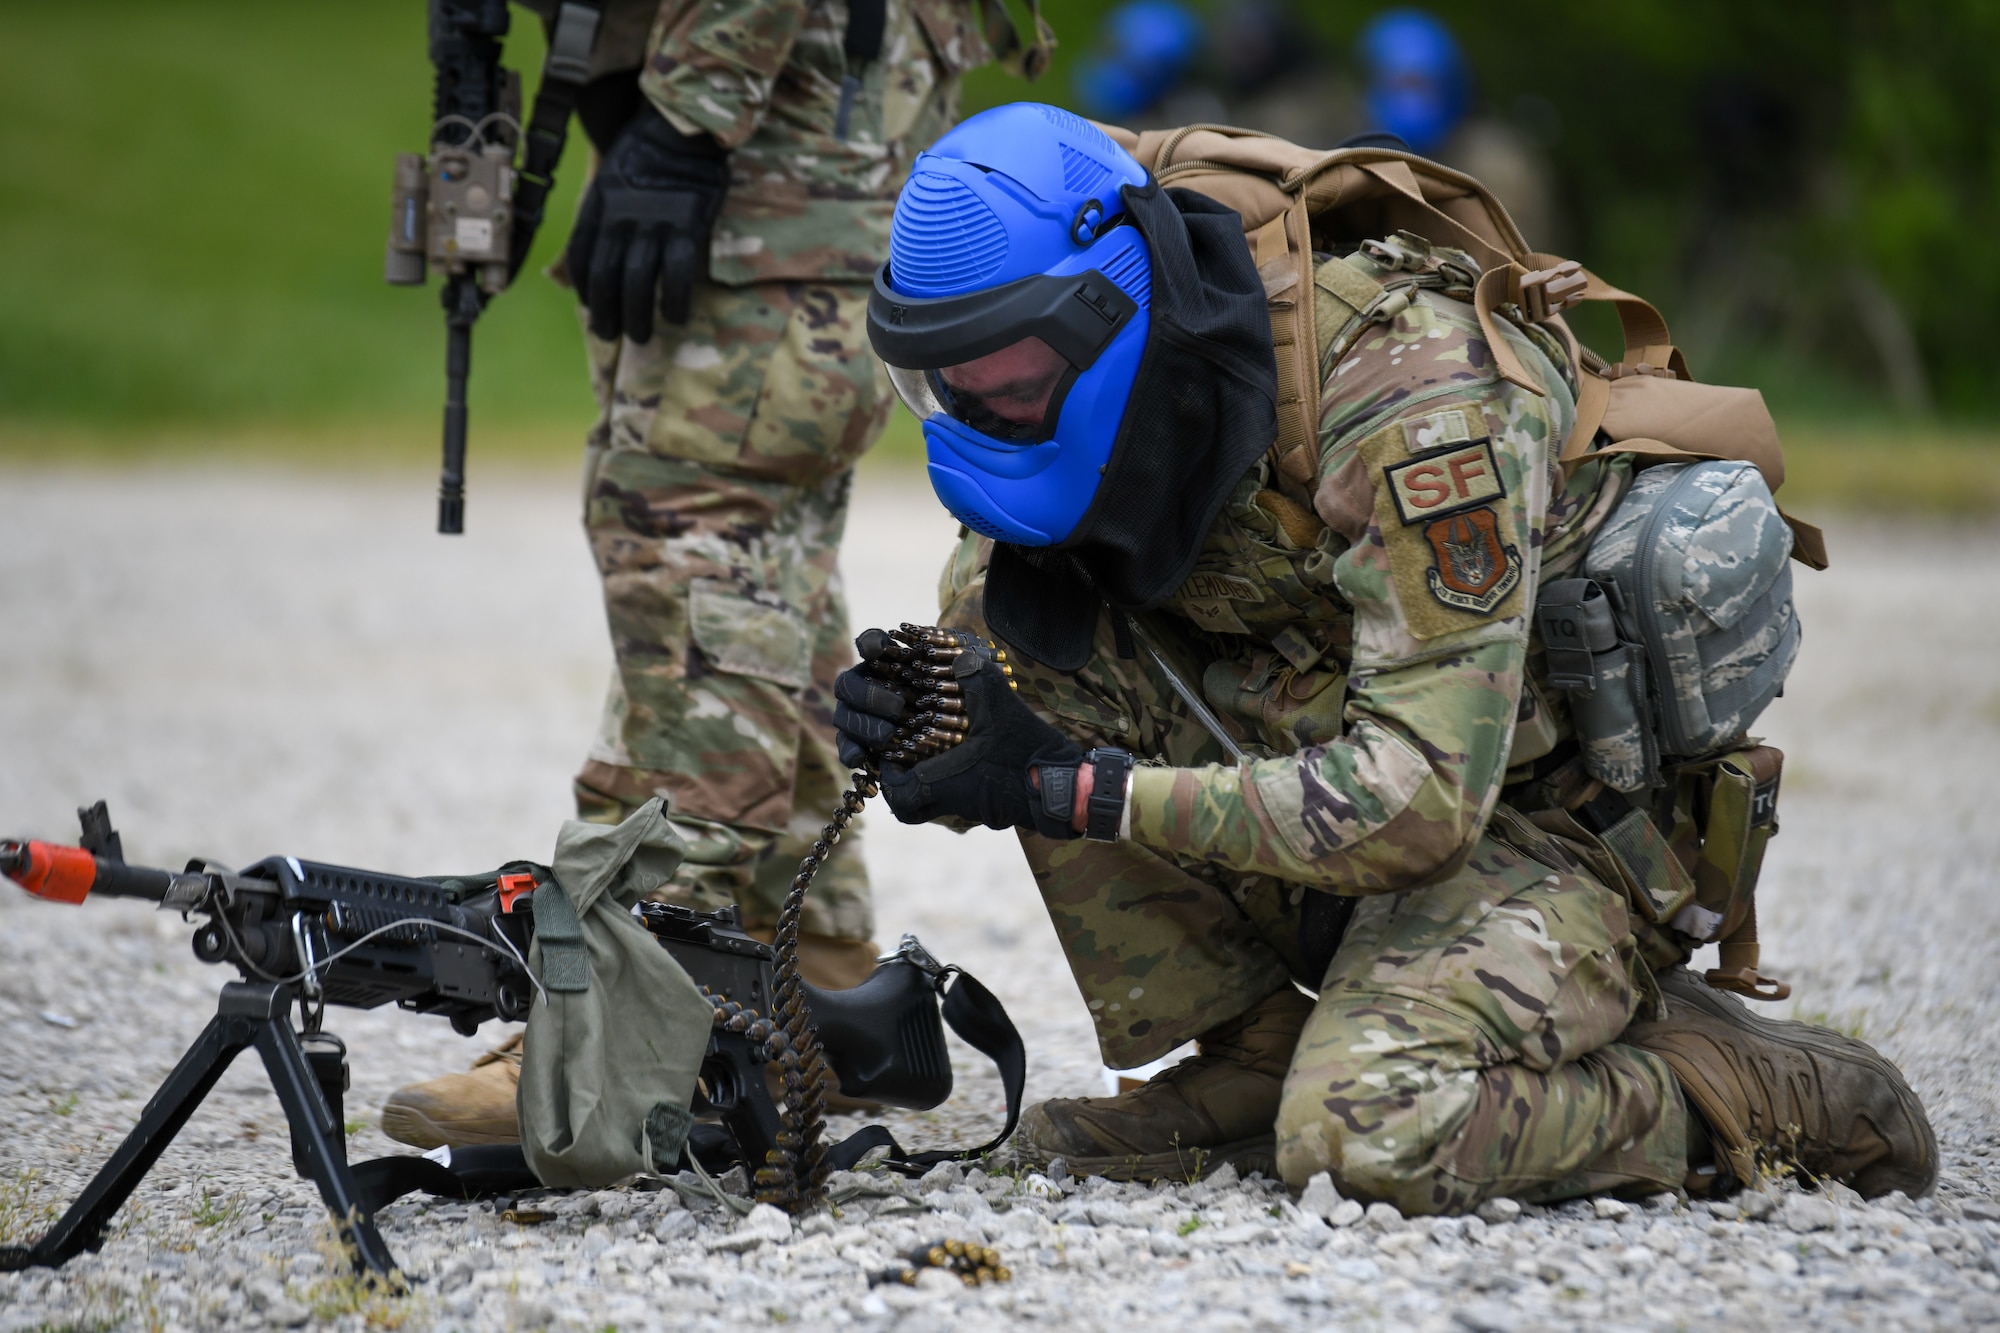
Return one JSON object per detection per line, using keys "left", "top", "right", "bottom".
{"left": 1105, "top": 122, "right": 1823, "bottom": 1000}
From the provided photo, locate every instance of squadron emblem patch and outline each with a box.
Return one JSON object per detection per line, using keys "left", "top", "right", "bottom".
{"left": 1422, "top": 508, "right": 1521, "bottom": 613}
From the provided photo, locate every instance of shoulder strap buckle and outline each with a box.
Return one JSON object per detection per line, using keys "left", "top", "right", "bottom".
{"left": 1519, "top": 259, "right": 1587, "bottom": 324}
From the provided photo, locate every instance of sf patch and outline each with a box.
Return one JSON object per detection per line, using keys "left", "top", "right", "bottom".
{"left": 1384, "top": 441, "right": 1506, "bottom": 524}
{"left": 1356, "top": 415, "right": 1530, "bottom": 640}
{"left": 1422, "top": 507, "right": 1521, "bottom": 613}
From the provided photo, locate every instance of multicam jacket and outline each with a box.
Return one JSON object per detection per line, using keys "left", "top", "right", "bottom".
{"left": 635, "top": 0, "right": 998, "bottom": 284}
{"left": 1128, "top": 251, "right": 1632, "bottom": 893}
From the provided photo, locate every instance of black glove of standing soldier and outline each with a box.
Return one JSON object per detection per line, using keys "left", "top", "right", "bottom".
{"left": 564, "top": 106, "right": 730, "bottom": 345}
{"left": 832, "top": 639, "right": 1085, "bottom": 840}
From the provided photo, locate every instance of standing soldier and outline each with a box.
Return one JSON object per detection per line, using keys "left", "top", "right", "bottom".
{"left": 380, "top": 0, "right": 1049, "bottom": 1151}
{"left": 834, "top": 104, "right": 1936, "bottom": 1210}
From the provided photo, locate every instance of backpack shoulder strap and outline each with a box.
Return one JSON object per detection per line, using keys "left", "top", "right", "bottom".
{"left": 1248, "top": 206, "right": 1327, "bottom": 486}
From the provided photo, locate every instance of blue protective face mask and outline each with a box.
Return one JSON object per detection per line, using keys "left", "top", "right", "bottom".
{"left": 1365, "top": 79, "right": 1462, "bottom": 156}
{"left": 884, "top": 228, "right": 1152, "bottom": 546}
{"left": 868, "top": 103, "right": 1154, "bottom": 548}
{"left": 1357, "top": 9, "right": 1469, "bottom": 157}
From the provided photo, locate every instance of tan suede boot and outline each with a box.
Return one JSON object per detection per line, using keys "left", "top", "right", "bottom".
{"left": 1625, "top": 969, "right": 1937, "bottom": 1199}
{"left": 1016, "top": 986, "right": 1315, "bottom": 1182}
{"left": 379, "top": 1032, "right": 523, "bottom": 1150}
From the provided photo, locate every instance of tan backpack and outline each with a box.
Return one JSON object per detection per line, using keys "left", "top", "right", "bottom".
{"left": 1097, "top": 122, "right": 1827, "bottom": 567}
{"left": 1099, "top": 122, "right": 1819, "bottom": 999}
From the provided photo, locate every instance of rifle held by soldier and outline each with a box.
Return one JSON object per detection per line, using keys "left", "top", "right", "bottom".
{"left": 385, "top": 0, "right": 599, "bottom": 533}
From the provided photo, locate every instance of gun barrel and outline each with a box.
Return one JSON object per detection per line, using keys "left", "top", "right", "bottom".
{"left": 0, "top": 839, "right": 176, "bottom": 905}
{"left": 439, "top": 312, "right": 470, "bottom": 534}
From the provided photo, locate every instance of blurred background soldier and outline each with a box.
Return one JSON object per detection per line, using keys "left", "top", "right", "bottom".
{"left": 1353, "top": 7, "right": 1557, "bottom": 247}
{"left": 1070, "top": 4, "right": 1555, "bottom": 246}
{"left": 1069, "top": 0, "right": 1217, "bottom": 130}
{"left": 379, "top": 0, "right": 1046, "bottom": 1150}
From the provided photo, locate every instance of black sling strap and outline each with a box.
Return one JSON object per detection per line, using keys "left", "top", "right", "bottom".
{"left": 510, "top": 0, "right": 888, "bottom": 270}
{"left": 351, "top": 962, "right": 1025, "bottom": 1208}
{"left": 823, "top": 965, "right": 1027, "bottom": 1173}
{"left": 507, "top": 0, "right": 603, "bottom": 281}
{"left": 834, "top": 0, "right": 889, "bottom": 140}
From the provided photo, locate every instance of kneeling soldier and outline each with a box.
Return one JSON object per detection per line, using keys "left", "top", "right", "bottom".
{"left": 834, "top": 102, "right": 1936, "bottom": 1212}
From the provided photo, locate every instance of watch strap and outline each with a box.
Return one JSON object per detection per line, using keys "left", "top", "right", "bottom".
{"left": 1083, "top": 748, "right": 1134, "bottom": 843}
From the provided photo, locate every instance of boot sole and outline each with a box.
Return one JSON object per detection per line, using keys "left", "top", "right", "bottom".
{"left": 1016, "top": 1133, "right": 1278, "bottom": 1184}
{"left": 378, "top": 1103, "right": 521, "bottom": 1152}
{"left": 1657, "top": 969, "right": 1937, "bottom": 1198}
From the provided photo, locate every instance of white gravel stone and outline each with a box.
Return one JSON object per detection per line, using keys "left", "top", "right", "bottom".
{"left": 1785, "top": 1194, "right": 1841, "bottom": 1232}
{"left": 1299, "top": 1171, "right": 1344, "bottom": 1222}
{"left": 0, "top": 474, "right": 1994, "bottom": 1332}
{"left": 1365, "top": 1202, "right": 1407, "bottom": 1231}
{"left": 1740, "top": 1191, "right": 1780, "bottom": 1222}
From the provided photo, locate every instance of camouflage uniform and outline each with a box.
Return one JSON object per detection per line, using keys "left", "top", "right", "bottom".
{"left": 940, "top": 252, "right": 1695, "bottom": 1212}
{"left": 572, "top": 0, "right": 997, "bottom": 936}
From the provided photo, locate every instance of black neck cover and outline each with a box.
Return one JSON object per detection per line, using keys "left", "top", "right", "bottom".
{"left": 983, "top": 183, "right": 1279, "bottom": 671}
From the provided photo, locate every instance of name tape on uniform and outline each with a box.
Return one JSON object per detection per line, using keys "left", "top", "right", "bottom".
{"left": 1179, "top": 572, "right": 1263, "bottom": 603}
{"left": 1383, "top": 441, "right": 1507, "bottom": 526}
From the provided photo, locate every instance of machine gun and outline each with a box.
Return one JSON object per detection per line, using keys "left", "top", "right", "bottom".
{"left": 385, "top": 0, "right": 601, "bottom": 533}
{"left": 0, "top": 801, "right": 1019, "bottom": 1279}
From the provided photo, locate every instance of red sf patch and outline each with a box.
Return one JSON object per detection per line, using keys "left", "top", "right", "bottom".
{"left": 1384, "top": 441, "right": 1506, "bottom": 525}
{"left": 1422, "top": 507, "right": 1521, "bottom": 613}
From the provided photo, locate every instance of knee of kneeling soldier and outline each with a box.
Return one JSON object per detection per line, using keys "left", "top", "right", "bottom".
{"left": 1274, "top": 1093, "right": 1419, "bottom": 1201}
{"left": 1274, "top": 1004, "right": 1491, "bottom": 1203}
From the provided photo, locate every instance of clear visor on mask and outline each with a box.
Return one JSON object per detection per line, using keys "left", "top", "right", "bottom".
{"left": 886, "top": 336, "right": 1078, "bottom": 444}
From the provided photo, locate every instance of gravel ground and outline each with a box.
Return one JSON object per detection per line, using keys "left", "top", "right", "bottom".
{"left": 0, "top": 463, "right": 1996, "bottom": 1332}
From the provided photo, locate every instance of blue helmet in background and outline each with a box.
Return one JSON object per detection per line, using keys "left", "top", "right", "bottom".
{"left": 1071, "top": 0, "right": 1203, "bottom": 120}
{"left": 867, "top": 103, "right": 1152, "bottom": 547}
{"left": 1357, "top": 8, "right": 1468, "bottom": 156}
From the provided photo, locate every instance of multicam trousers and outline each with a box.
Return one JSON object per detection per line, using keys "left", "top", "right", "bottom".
{"left": 572, "top": 279, "right": 891, "bottom": 941}
{"left": 938, "top": 534, "right": 1689, "bottom": 1212}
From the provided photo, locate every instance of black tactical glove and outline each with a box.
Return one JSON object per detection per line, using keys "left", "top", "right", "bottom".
{"left": 833, "top": 642, "right": 1084, "bottom": 839}
{"left": 564, "top": 106, "right": 730, "bottom": 345}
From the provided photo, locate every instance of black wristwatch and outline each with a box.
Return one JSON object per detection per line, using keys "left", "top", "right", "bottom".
{"left": 1082, "top": 748, "right": 1133, "bottom": 843}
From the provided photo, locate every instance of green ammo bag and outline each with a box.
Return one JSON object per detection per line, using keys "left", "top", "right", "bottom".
{"left": 517, "top": 798, "right": 711, "bottom": 1188}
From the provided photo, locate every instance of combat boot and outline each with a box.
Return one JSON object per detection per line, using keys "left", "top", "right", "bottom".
{"left": 1016, "top": 986, "right": 1316, "bottom": 1182}
{"left": 379, "top": 1032, "right": 523, "bottom": 1150}
{"left": 1625, "top": 969, "right": 1937, "bottom": 1199}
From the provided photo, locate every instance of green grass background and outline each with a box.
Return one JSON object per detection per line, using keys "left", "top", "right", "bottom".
{"left": 0, "top": 0, "right": 1994, "bottom": 511}
{"left": 0, "top": 1, "right": 595, "bottom": 437}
